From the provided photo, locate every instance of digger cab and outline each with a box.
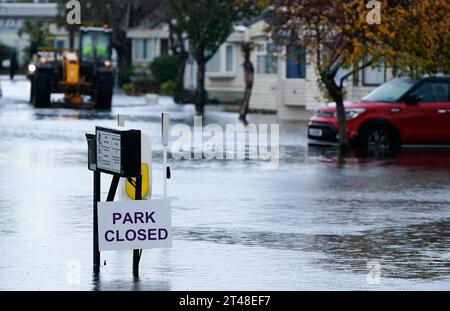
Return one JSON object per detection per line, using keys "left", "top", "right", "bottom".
{"left": 79, "top": 27, "right": 113, "bottom": 79}
{"left": 30, "top": 26, "right": 115, "bottom": 110}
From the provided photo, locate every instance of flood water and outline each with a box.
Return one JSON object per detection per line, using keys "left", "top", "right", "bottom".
{"left": 1, "top": 77, "right": 450, "bottom": 290}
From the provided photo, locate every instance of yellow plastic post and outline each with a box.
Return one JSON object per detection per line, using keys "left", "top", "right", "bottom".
{"left": 125, "top": 163, "right": 150, "bottom": 200}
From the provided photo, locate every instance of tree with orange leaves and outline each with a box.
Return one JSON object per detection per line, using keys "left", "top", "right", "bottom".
{"left": 268, "top": 0, "right": 449, "bottom": 149}
{"left": 386, "top": 0, "right": 450, "bottom": 78}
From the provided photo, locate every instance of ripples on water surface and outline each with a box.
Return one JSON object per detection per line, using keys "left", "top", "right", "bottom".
{"left": 0, "top": 78, "right": 449, "bottom": 290}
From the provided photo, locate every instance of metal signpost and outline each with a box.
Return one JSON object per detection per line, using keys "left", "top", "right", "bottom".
{"left": 86, "top": 114, "right": 171, "bottom": 277}
{"left": 162, "top": 113, "right": 170, "bottom": 198}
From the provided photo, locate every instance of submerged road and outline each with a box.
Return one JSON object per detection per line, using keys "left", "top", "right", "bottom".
{"left": 1, "top": 77, "right": 450, "bottom": 290}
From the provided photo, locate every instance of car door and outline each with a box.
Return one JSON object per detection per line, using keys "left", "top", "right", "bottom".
{"left": 399, "top": 81, "right": 450, "bottom": 144}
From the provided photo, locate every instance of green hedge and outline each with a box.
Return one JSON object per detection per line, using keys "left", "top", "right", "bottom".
{"left": 118, "top": 65, "right": 134, "bottom": 86}
{"left": 159, "top": 80, "right": 175, "bottom": 96}
{"left": 150, "top": 55, "right": 179, "bottom": 87}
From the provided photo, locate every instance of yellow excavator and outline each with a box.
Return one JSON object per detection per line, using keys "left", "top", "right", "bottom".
{"left": 28, "top": 25, "right": 114, "bottom": 110}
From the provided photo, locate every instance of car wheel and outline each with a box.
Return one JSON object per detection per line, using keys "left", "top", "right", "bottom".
{"left": 362, "top": 125, "right": 399, "bottom": 156}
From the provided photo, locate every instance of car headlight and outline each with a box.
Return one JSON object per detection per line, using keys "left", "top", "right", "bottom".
{"left": 314, "top": 109, "right": 333, "bottom": 117}
{"left": 334, "top": 108, "right": 366, "bottom": 120}
{"left": 28, "top": 64, "right": 36, "bottom": 73}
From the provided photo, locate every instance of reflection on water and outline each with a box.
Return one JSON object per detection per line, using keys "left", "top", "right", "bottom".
{"left": 308, "top": 145, "right": 450, "bottom": 171}
{"left": 175, "top": 217, "right": 450, "bottom": 280}
{"left": 92, "top": 274, "right": 171, "bottom": 291}
{"left": 1, "top": 81, "right": 450, "bottom": 290}
{"left": 313, "top": 218, "right": 450, "bottom": 280}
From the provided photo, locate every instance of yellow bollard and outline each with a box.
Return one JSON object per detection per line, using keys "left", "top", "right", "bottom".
{"left": 125, "top": 163, "right": 150, "bottom": 200}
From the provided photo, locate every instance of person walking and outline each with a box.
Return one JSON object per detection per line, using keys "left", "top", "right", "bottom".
{"left": 9, "top": 51, "right": 18, "bottom": 81}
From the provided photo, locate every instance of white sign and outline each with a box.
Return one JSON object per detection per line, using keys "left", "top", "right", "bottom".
{"left": 98, "top": 199, "right": 172, "bottom": 251}
{"left": 97, "top": 129, "right": 121, "bottom": 174}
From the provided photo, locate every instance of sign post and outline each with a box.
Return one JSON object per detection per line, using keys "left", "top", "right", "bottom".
{"left": 86, "top": 126, "right": 143, "bottom": 275}
{"left": 132, "top": 175, "right": 142, "bottom": 277}
{"left": 86, "top": 115, "right": 172, "bottom": 277}
{"left": 162, "top": 113, "right": 170, "bottom": 198}
{"left": 93, "top": 170, "right": 101, "bottom": 273}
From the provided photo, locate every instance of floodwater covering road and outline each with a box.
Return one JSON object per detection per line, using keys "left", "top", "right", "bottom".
{"left": 0, "top": 77, "right": 450, "bottom": 290}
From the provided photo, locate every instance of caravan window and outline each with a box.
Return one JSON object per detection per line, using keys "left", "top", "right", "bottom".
{"left": 133, "top": 39, "right": 146, "bottom": 60}
{"left": 225, "top": 45, "right": 234, "bottom": 72}
{"left": 286, "top": 45, "right": 306, "bottom": 79}
{"left": 160, "top": 39, "right": 169, "bottom": 56}
{"left": 256, "top": 43, "right": 278, "bottom": 74}
{"left": 206, "top": 50, "right": 221, "bottom": 73}
{"left": 133, "top": 39, "right": 158, "bottom": 61}
{"left": 206, "top": 44, "right": 235, "bottom": 74}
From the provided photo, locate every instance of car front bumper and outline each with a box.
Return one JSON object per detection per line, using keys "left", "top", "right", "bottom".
{"left": 308, "top": 121, "right": 339, "bottom": 143}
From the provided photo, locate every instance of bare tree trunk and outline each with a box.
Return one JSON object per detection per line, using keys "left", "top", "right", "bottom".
{"left": 239, "top": 43, "right": 254, "bottom": 125}
{"left": 174, "top": 52, "right": 188, "bottom": 102}
{"left": 321, "top": 75, "right": 350, "bottom": 151}
{"left": 239, "top": 84, "right": 253, "bottom": 125}
{"left": 125, "top": 0, "right": 132, "bottom": 30}
{"left": 335, "top": 98, "right": 349, "bottom": 148}
{"left": 169, "top": 22, "right": 189, "bottom": 103}
{"left": 334, "top": 97, "right": 350, "bottom": 165}
{"left": 117, "top": 0, "right": 132, "bottom": 69}
{"left": 195, "top": 59, "right": 206, "bottom": 115}
{"left": 114, "top": 31, "right": 131, "bottom": 68}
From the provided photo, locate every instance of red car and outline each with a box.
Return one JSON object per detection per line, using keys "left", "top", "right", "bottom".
{"left": 308, "top": 77, "right": 450, "bottom": 151}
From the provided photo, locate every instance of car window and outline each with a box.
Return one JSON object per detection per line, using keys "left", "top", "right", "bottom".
{"left": 362, "top": 78, "right": 416, "bottom": 102}
{"left": 412, "top": 82, "right": 450, "bottom": 103}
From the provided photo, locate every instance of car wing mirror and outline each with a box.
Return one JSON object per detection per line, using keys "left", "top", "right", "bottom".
{"left": 405, "top": 94, "right": 422, "bottom": 104}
